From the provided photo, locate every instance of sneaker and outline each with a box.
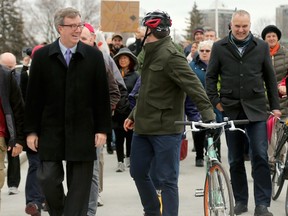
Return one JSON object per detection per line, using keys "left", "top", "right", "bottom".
{"left": 8, "top": 187, "right": 19, "bottom": 195}
{"left": 254, "top": 205, "right": 273, "bottom": 216}
{"left": 234, "top": 202, "right": 248, "bottom": 215}
{"left": 116, "top": 162, "right": 125, "bottom": 172}
{"left": 97, "top": 193, "right": 104, "bottom": 207}
{"left": 125, "top": 157, "right": 130, "bottom": 168}
{"left": 25, "top": 202, "right": 41, "bottom": 216}
{"left": 195, "top": 159, "right": 204, "bottom": 167}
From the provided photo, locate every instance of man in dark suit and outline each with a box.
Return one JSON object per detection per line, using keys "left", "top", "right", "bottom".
{"left": 24, "top": 7, "right": 111, "bottom": 216}
{"left": 206, "top": 10, "right": 281, "bottom": 216}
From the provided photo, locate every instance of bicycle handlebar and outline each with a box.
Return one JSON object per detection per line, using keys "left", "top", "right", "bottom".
{"left": 175, "top": 119, "right": 249, "bottom": 133}
{"left": 269, "top": 111, "right": 287, "bottom": 124}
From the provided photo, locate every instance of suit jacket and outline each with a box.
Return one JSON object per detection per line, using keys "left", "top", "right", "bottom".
{"left": 24, "top": 39, "right": 111, "bottom": 161}
{"left": 206, "top": 35, "right": 280, "bottom": 121}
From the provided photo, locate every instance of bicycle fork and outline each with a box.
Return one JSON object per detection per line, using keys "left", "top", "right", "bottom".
{"left": 207, "top": 137, "right": 228, "bottom": 212}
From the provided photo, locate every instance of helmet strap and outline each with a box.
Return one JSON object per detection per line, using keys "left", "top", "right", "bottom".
{"left": 141, "top": 27, "right": 152, "bottom": 47}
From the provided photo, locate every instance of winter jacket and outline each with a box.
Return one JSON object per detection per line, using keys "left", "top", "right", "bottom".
{"left": 269, "top": 46, "right": 288, "bottom": 115}
{"left": 129, "top": 36, "right": 215, "bottom": 135}
{"left": 0, "top": 65, "right": 25, "bottom": 147}
{"left": 24, "top": 40, "right": 111, "bottom": 161}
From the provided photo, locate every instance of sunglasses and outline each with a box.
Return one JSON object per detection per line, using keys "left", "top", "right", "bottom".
{"left": 199, "top": 49, "right": 211, "bottom": 53}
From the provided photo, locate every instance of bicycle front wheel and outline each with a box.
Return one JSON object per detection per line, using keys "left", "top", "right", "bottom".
{"left": 204, "top": 161, "right": 234, "bottom": 216}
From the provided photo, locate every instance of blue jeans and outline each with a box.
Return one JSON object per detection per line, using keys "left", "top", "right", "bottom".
{"left": 225, "top": 121, "right": 271, "bottom": 206}
{"left": 130, "top": 133, "right": 182, "bottom": 216}
{"left": 25, "top": 151, "right": 45, "bottom": 208}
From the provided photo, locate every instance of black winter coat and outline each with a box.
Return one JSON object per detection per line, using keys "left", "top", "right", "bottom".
{"left": 206, "top": 35, "right": 280, "bottom": 121}
{"left": 0, "top": 65, "right": 25, "bottom": 147}
{"left": 24, "top": 39, "right": 111, "bottom": 161}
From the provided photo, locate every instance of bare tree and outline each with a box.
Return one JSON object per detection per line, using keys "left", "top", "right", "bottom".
{"left": 21, "top": 0, "right": 100, "bottom": 44}
{"left": 21, "top": 0, "right": 64, "bottom": 44}
{"left": 0, "top": 0, "right": 27, "bottom": 59}
{"left": 70, "top": 0, "right": 100, "bottom": 27}
{"left": 252, "top": 17, "right": 274, "bottom": 37}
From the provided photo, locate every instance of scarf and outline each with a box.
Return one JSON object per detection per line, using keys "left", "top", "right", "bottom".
{"left": 121, "top": 68, "right": 129, "bottom": 77}
{"left": 229, "top": 31, "right": 253, "bottom": 57}
{"left": 270, "top": 43, "right": 280, "bottom": 57}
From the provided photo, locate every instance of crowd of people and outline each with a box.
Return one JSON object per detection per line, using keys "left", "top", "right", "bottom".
{"left": 0, "top": 6, "right": 287, "bottom": 216}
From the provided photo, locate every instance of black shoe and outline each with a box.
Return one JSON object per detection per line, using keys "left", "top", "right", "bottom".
{"left": 106, "top": 146, "right": 113, "bottom": 154}
{"left": 234, "top": 202, "right": 248, "bottom": 215}
{"left": 195, "top": 159, "right": 204, "bottom": 167}
{"left": 254, "top": 205, "right": 273, "bottom": 216}
{"left": 244, "top": 154, "right": 250, "bottom": 161}
{"left": 111, "top": 142, "right": 116, "bottom": 151}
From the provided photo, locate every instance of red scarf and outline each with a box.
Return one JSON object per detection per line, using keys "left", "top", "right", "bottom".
{"left": 270, "top": 43, "right": 280, "bottom": 56}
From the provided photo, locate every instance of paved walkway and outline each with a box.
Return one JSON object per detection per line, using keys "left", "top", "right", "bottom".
{"left": 1, "top": 133, "right": 287, "bottom": 215}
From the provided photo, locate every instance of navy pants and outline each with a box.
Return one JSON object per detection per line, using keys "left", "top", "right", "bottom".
{"left": 25, "top": 151, "right": 45, "bottom": 208}
{"left": 226, "top": 121, "right": 271, "bottom": 206}
{"left": 130, "top": 133, "right": 181, "bottom": 216}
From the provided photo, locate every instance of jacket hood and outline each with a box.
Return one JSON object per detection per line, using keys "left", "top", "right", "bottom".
{"left": 113, "top": 47, "right": 138, "bottom": 69}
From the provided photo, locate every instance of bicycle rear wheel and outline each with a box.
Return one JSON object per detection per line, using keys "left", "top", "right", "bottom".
{"left": 204, "top": 161, "right": 234, "bottom": 216}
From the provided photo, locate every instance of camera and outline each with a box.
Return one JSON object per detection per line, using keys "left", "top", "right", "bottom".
{"left": 22, "top": 47, "right": 33, "bottom": 57}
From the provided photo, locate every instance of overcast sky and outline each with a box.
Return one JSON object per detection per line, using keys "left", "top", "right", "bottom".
{"left": 139, "top": 0, "right": 288, "bottom": 33}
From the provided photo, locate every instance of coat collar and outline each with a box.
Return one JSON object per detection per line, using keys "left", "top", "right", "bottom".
{"left": 144, "top": 36, "right": 171, "bottom": 53}
{"left": 49, "top": 39, "right": 86, "bottom": 66}
{"left": 220, "top": 35, "right": 259, "bottom": 59}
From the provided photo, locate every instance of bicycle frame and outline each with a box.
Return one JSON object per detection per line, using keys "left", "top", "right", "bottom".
{"left": 175, "top": 119, "right": 248, "bottom": 215}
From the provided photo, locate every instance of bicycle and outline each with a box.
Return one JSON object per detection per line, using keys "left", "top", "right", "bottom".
{"left": 269, "top": 115, "right": 288, "bottom": 201}
{"left": 175, "top": 119, "right": 248, "bottom": 216}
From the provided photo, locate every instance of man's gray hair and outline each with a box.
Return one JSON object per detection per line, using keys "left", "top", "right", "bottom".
{"left": 54, "top": 7, "right": 81, "bottom": 33}
{"left": 231, "top": 10, "right": 250, "bottom": 22}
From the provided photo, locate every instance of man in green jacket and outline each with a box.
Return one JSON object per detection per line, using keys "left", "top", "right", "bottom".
{"left": 124, "top": 10, "right": 215, "bottom": 216}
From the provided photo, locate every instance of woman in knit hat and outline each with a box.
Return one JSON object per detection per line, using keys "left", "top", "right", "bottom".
{"left": 261, "top": 25, "right": 288, "bottom": 169}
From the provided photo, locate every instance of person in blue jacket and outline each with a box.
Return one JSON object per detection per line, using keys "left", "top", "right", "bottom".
{"left": 189, "top": 40, "right": 223, "bottom": 164}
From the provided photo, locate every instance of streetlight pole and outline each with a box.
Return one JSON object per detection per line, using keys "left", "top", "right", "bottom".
{"left": 215, "top": 0, "right": 219, "bottom": 38}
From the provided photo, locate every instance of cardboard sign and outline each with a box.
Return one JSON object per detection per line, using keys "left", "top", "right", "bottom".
{"left": 101, "top": 0, "right": 139, "bottom": 32}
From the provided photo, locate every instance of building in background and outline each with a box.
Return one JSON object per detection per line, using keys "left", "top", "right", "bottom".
{"left": 200, "top": 7, "right": 234, "bottom": 39}
{"left": 276, "top": 5, "right": 288, "bottom": 44}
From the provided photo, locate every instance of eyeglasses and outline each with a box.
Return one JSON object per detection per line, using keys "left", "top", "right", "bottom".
{"left": 199, "top": 49, "right": 211, "bottom": 53}
{"left": 60, "top": 23, "right": 85, "bottom": 31}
